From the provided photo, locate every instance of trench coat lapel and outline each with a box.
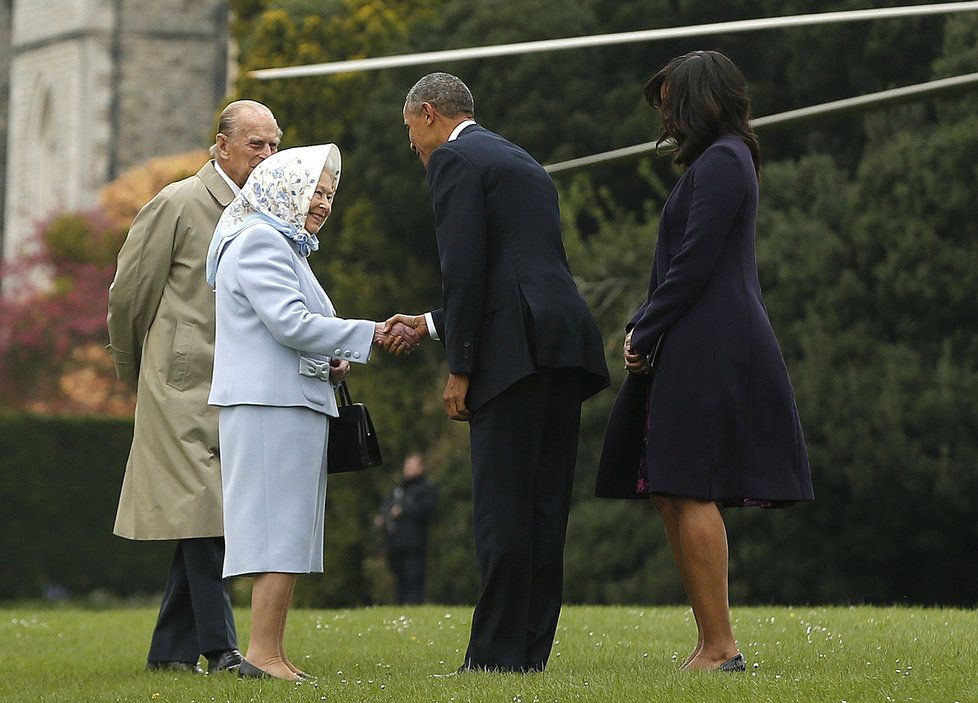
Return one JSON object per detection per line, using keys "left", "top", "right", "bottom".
{"left": 198, "top": 161, "right": 235, "bottom": 208}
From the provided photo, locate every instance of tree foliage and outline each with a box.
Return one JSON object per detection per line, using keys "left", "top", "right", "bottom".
{"left": 216, "top": 0, "right": 978, "bottom": 607}
{"left": 5, "top": 1, "right": 976, "bottom": 605}
{"left": 0, "top": 152, "right": 209, "bottom": 416}
{"left": 0, "top": 211, "right": 127, "bottom": 414}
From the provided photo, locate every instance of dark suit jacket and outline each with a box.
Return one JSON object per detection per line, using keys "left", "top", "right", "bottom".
{"left": 427, "top": 125, "right": 608, "bottom": 411}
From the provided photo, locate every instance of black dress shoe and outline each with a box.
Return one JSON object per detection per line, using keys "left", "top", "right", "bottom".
{"left": 456, "top": 662, "right": 525, "bottom": 674}
{"left": 237, "top": 660, "right": 270, "bottom": 679}
{"left": 207, "top": 649, "right": 243, "bottom": 673}
{"left": 430, "top": 666, "right": 463, "bottom": 678}
{"left": 715, "top": 653, "right": 747, "bottom": 672}
{"left": 146, "top": 660, "right": 204, "bottom": 674}
{"left": 431, "top": 663, "right": 481, "bottom": 678}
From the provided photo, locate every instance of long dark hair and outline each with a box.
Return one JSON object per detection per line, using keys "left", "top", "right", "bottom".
{"left": 644, "top": 50, "right": 761, "bottom": 174}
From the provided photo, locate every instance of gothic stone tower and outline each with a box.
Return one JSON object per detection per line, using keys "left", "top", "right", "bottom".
{"left": 1, "top": 0, "right": 229, "bottom": 268}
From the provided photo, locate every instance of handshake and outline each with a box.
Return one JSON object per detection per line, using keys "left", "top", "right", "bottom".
{"left": 372, "top": 314, "right": 429, "bottom": 356}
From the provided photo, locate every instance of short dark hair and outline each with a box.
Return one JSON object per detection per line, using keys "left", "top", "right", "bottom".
{"left": 404, "top": 72, "right": 475, "bottom": 118}
{"left": 644, "top": 51, "right": 761, "bottom": 173}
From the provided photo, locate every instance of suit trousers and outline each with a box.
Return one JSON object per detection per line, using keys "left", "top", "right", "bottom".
{"left": 464, "top": 369, "right": 583, "bottom": 672}
{"left": 147, "top": 537, "right": 237, "bottom": 664}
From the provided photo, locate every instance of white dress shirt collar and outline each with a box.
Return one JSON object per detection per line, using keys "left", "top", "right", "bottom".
{"left": 214, "top": 161, "right": 241, "bottom": 195}
{"left": 448, "top": 119, "right": 477, "bottom": 142}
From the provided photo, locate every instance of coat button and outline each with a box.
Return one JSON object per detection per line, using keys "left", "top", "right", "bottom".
{"left": 354, "top": 351, "right": 361, "bottom": 359}
{"left": 464, "top": 342, "right": 471, "bottom": 347}
{"left": 334, "top": 349, "right": 342, "bottom": 355}
{"left": 344, "top": 350, "right": 352, "bottom": 357}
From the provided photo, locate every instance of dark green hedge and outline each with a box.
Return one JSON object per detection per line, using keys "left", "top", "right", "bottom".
{"left": 0, "top": 412, "right": 171, "bottom": 599}
{"left": 0, "top": 411, "right": 413, "bottom": 606}
{"left": 0, "top": 410, "right": 403, "bottom": 606}
{"left": 4, "top": 394, "right": 978, "bottom": 606}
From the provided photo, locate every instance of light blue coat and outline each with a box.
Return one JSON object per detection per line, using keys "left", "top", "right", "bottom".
{"left": 208, "top": 222, "right": 374, "bottom": 417}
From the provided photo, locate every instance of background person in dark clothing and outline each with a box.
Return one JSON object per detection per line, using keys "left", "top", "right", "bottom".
{"left": 375, "top": 453, "right": 437, "bottom": 604}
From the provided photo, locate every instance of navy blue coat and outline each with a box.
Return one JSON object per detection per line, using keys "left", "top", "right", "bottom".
{"left": 595, "top": 136, "right": 813, "bottom": 503}
{"left": 427, "top": 125, "right": 609, "bottom": 411}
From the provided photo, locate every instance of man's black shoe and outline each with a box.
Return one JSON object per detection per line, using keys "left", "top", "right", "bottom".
{"left": 146, "top": 660, "right": 204, "bottom": 674}
{"left": 432, "top": 661, "right": 538, "bottom": 678}
{"left": 206, "top": 649, "right": 244, "bottom": 673}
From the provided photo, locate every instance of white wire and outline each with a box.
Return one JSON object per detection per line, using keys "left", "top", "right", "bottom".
{"left": 543, "top": 72, "right": 978, "bottom": 173}
{"left": 250, "top": 3, "right": 978, "bottom": 80}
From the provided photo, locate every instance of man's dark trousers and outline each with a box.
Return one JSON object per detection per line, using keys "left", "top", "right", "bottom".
{"left": 464, "top": 369, "right": 582, "bottom": 672}
{"left": 147, "top": 537, "right": 237, "bottom": 664}
{"left": 388, "top": 550, "right": 427, "bottom": 605}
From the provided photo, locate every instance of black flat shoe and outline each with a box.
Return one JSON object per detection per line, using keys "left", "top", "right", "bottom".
{"left": 237, "top": 660, "right": 270, "bottom": 679}
{"left": 715, "top": 653, "right": 747, "bottom": 672}
{"left": 146, "top": 660, "right": 204, "bottom": 674}
{"left": 207, "top": 649, "right": 243, "bottom": 673}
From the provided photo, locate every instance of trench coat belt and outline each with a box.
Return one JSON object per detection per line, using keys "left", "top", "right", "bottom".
{"left": 299, "top": 356, "right": 332, "bottom": 382}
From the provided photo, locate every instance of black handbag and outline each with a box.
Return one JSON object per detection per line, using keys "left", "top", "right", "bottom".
{"left": 646, "top": 332, "right": 667, "bottom": 377}
{"left": 326, "top": 381, "right": 383, "bottom": 474}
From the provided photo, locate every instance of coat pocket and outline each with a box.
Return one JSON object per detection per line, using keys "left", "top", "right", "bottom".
{"left": 165, "top": 321, "right": 197, "bottom": 391}
{"left": 298, "top": 355, "right": 333, "bottom": 409}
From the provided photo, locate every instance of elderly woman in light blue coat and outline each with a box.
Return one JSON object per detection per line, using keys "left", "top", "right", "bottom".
{"left": 206, "top": 144, "right": 416, "bottom": 681}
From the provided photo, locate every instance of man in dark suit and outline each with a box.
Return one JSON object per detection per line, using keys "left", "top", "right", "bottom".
{"left": 389, "top": 72, "right": 609, "bottom": 673}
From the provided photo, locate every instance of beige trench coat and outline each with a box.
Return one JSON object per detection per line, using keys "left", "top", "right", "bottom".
{"left": 108, "top": 162, "right": 234, "bottom": 540}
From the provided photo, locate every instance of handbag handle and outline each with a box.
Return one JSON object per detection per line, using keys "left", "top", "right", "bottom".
{"left": 335, "top": 380, "right": 353, "bottom": 407}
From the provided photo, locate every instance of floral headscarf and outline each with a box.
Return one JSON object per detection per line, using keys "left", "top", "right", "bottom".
{"left": 205, "top": 144, "right": 341, "bottom": 288}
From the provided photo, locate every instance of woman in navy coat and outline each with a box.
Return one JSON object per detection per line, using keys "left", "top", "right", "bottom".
{"left": 596, "top": 51, "right": 813, "bottom": 671}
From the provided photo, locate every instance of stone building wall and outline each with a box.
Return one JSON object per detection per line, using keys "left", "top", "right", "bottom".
{"left": 0, "top": 1, "right": 11, "bottom": 258}
{"left": 113, "top": 0, "right": 228, "bottom": 172}
{"left": 3, "top": 1, "right": 112, "bottom": 260}
{"left": 1, "top": 0, "right": 228, "bottom": 266}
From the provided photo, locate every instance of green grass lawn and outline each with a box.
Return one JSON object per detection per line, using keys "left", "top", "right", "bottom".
{"left": 2, "top": 605, "right": 976, "bottom": 702}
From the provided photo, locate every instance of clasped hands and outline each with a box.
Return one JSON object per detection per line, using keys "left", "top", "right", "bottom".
{"left": 372, "top": 314, "right": 428, "bottom": 356}
{"left": 623, "top": 331, "right": 650, "bottom": 375}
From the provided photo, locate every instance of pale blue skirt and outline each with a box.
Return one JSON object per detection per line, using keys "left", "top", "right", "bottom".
{"left": 219, "top": 405, "right": 329, "bottom": 577}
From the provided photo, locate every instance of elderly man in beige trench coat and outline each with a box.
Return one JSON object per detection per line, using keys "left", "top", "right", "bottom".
{"left": 107, "top": 100, "right": 281, "bottom": 674}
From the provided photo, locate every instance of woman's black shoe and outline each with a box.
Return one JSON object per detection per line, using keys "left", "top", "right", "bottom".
{"left": 715, "top": 653, "right": 747, "bottom": 672}
{"left": 237, "top": 660, "right": 270, "bottom": 679}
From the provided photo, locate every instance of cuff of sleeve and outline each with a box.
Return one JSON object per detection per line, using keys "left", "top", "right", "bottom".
{"left": 352, "top": 321, "right": 376, "bottom": 363}
{"left": 425, "top": 312, "right": 439, "bottom": 342}
{"left": 107, "top": 345, "right": 137, "bottom": 382}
